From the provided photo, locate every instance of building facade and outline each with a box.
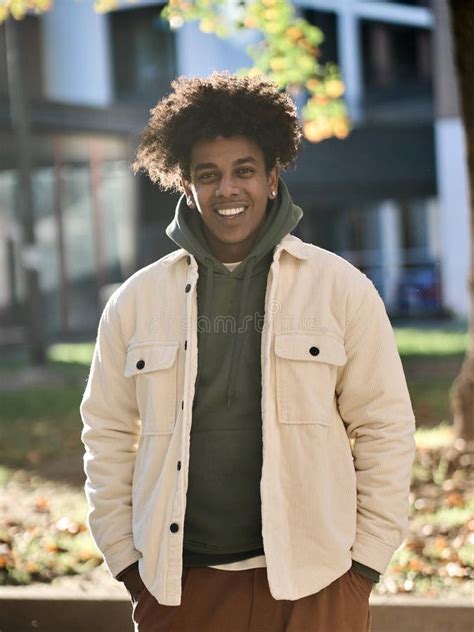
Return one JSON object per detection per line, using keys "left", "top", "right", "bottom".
{"left": 0, "top": 0, "right": 470, "bottom": 344}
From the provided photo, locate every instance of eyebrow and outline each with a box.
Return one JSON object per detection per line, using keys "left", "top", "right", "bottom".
{"left": 193, "top": 156, "right": 257, "bottom": 173}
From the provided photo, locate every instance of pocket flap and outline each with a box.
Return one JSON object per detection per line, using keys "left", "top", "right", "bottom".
{"left": 274, "top": 332, "right": 347, "bottom": 366}
{"left": 124, "top": 341, "right": 179, "bottom": 377}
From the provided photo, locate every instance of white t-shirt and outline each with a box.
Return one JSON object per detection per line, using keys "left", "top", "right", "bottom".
{"left": 222, "top": 261, "right": 242, "bottom": 272}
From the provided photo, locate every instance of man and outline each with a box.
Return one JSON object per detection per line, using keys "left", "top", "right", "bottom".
{"left": 80, "top": 72, "right": 416, "bottom": 632}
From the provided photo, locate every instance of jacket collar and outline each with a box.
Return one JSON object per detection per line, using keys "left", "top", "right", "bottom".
{"left": 163, "top": 233, "right": 312, "bottom": 268}
{"left": 274, "top": 234, "right": 312, "bottom": 261}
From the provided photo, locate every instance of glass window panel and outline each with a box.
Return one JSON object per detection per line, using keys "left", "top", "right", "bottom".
{"left": 111, "top": 4, "right": 176, "bottom": 100}
{"left": 300, "top": 9, "right": 338, "bottom": 65}
{"left": 100, "top": 159, "right": 135, "bottom": 279}
{"left": 0, "top": 171, "right": 19, "bottom": 312}
{"left": 62, "top": 165, "right": 94, "bottom": 282}
{"left": 32, "top": 167, "right": 58, "bottom": 293}
{"left": 361, "top": 19, "right": 432, "bottom": 92}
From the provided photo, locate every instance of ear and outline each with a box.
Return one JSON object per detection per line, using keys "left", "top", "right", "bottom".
{"left": 181, "top": 176, "right": 195, "bottom": 208}
{"left": 268, "top": 164, "right": 280, "bottom": 197}
{"left": 181, "top": 176, "right": 192, "bottom": 197}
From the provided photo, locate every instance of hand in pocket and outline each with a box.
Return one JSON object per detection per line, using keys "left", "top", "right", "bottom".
{"left": 122, "top": 563, "right": 147, "bottom": 603}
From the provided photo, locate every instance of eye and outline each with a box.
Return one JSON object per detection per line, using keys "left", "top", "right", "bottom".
{"left": 199, "top": 172, "right": 216, "bottom": 181}
{"left": 238, "top": 167, "right": 254, "bottom": 175}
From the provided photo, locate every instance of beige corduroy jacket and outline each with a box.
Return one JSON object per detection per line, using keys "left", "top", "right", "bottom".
{"left": 80, "top": 233, "right": 416, "bottom": 606}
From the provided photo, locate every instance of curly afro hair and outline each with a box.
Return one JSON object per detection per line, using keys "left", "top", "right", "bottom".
{"left": 132, "top": 71, "right": 303, "bottom": 194}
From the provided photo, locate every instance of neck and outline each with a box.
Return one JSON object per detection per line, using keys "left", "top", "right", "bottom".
{"left": 201, "top": 224, "right": 258, "bottom": 263}
{"left": 206, "top": 238, "right": 252, "bottom": 263}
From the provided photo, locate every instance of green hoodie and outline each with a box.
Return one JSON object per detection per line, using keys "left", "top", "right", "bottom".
{"left": 165, "top": 178, "right": 303, "bottom": 566}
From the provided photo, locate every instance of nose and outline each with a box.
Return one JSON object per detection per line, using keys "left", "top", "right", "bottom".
{"left": 215, "top": 174, "right": 240, "bottom": 198}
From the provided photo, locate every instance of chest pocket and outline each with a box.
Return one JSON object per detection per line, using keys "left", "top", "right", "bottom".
{"left": 274, "top": 332, "right": 347, "bottom": 426}
{"left": 124, "top": 341, "right": 179, "bottom": 435}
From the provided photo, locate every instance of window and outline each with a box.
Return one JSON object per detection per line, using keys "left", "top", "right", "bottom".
{"left": 305, "top": 198, "right": 441, "bottom": 314}
{"left": 301, "top": 9, "right": 338, "bottom": 66}
{"left": 110, "top": 5, "right": 176, "bottom": 102}
{"left": 361, "top": 19, "right": 432, "bottom": 95}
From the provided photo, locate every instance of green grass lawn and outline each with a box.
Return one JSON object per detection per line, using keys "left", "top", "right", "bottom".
{"left": 393, "top": 324, "right": 468, "bottom": 356}
{"left": 394, "top": 323, "right": 467, "bottom": 427}
{"left": 0, "top": 387, "right": 84, "bottom": 470}
{"left": 47, "top": 343, "right": 95, "bottom": 367}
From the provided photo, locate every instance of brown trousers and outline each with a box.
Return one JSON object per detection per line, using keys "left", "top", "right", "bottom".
{"left": 127, "top": 566, "right": 373, "bottom": 632}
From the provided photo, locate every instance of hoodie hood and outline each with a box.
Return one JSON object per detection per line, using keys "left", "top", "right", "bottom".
{"left": 165, "top": 176, "right": 303, "bottom": 407}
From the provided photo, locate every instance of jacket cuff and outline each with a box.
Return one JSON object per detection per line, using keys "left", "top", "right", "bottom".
{"left": 99, "top": 536, "right": 142, "bottom": 580}
{"left": 351, "top": 531, "right": 398, "bottom": 575}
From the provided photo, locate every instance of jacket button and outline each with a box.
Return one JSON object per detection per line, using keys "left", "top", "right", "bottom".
{"left": 170, "top": 523, "right": 179, "bottom": 533}
{"left": 177, "top": 461, "right": 181, "bottom": 470}
{"left": 136, "top": 359, "right": 145, "bottom": 369}
{"left": 181, "top": 401, "right": 184, "bottom": 410}
{"left": 309, "top": 346, "right": 320, "bottom": 356}
{"left": 185, "top": 283, "right": 191, "bottom": 293}
{"left": 184, "top": 340, "right": 187, "bottom": 351}
{"left": 186, "top": 255, "right": 191, "bottom": 265}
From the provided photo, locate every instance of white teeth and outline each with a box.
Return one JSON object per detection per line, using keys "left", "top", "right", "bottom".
{"left": 217, "top": 207, "right": 245, "bottom": 216}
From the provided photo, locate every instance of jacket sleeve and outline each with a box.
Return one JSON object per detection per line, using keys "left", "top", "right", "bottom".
{"left": 336, "top": 277, "right": 416, "bottom": 575}
{"left": 80, "top": 290, "right": 142, "bottom": 579}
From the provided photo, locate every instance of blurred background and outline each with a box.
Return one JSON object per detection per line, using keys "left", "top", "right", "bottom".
{"left": 0, "top": 0, "right": 470, "bottom": 342}
{"left": 0, "top": 0, "right": 472, "bottom": 620}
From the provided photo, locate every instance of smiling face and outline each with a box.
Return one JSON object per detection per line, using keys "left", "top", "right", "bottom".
{"left": 181, "top": 135, "right": 279, "bottom": 263}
